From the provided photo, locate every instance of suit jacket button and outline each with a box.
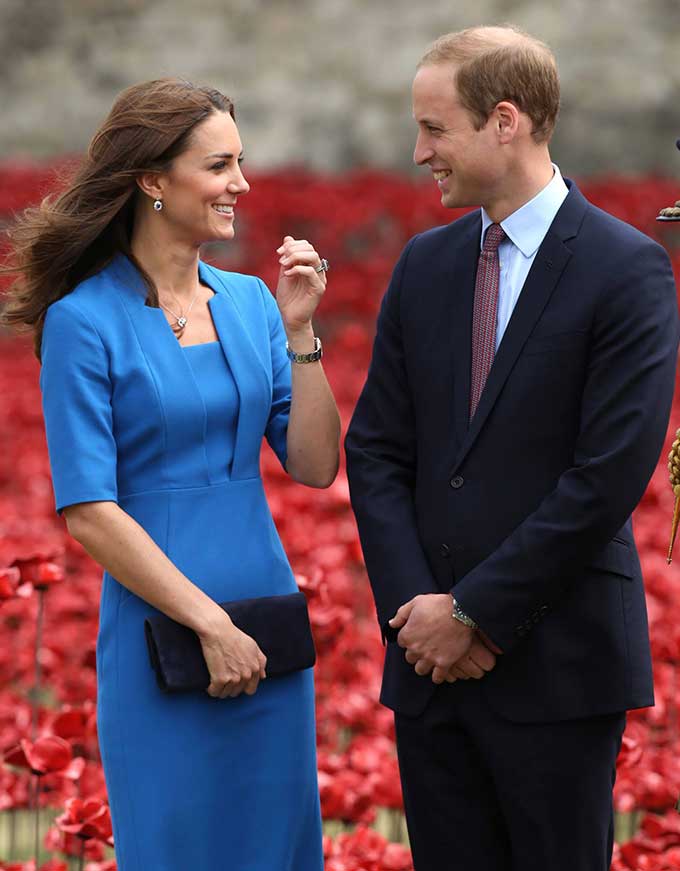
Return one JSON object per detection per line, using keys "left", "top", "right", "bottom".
{"left": 440, "top": 544, "right": 451, "bottom": 558}
{"left": 450, "top": 476, "right": 464, "bottom": 489}
{"left": 540, "top": 605, "right": 549, "bottom": 615}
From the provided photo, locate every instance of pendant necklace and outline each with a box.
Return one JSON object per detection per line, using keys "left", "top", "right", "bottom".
{"left": 159, "top": 288, "right": 202, "bottom": 339}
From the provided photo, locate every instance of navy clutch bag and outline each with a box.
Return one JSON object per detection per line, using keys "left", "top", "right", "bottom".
{"left": 144, "top": 591, "right": 316, "bottom": 693}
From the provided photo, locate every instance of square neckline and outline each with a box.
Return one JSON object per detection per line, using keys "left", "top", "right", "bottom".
{"left": 175, "top": 282, "right": 220, "bottom": 349}
{"left": 182, "top": 340, "right": 221, "bottom": 350}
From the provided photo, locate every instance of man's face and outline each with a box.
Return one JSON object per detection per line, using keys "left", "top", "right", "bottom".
{"left": 412, "top": 63, "right": 500, "bottom": 210}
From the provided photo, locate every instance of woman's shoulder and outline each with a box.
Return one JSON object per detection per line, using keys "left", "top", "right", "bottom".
{"left": 200, "top": 262, "right": 275, "bottom": 310}
{"left": 45, "top": 264, "right": 120, "bottom": 335}
{"left": 200, "top": 262, "right": 266, "bottom": 294}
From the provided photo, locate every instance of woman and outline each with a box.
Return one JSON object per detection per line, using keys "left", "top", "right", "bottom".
{"left": 2, "top": 78, "right": 340, "bottom": 870}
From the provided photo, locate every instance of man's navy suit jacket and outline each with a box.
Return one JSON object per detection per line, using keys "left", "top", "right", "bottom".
{"left": 345, "top": 182, "right": 680, "bottom": 723}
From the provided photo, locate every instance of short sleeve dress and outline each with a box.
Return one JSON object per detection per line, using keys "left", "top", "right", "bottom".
{"left": 39, "top": 254, "right": 323, "bottom": 871}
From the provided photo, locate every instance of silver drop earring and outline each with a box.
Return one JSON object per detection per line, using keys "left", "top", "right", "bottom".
{"left": 153, "top": 199, "right": 163, "bottom": 212}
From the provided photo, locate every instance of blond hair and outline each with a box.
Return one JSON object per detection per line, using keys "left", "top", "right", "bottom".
{"left": 418, "top": 25, "right": 560, "bottom": 143}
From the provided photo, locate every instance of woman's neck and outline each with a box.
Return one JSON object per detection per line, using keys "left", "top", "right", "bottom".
{"left": 131, "top": 224, "right": 202, "bottom": 305}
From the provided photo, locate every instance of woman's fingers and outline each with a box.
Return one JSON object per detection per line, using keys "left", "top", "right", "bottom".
{"left": 278, "top": 238, "right": 327, "bottom": 279}
{"left": 281, "top": 264, "right": 326, "bottom": 286}
{"left": 280, "top": 249, "right": 321, "bottom": 266}
{"left": 277, "top": 237, "right": 312, "bottom": 255}
{"left": 201, "top": 627, "right": 267, "bottom": 699}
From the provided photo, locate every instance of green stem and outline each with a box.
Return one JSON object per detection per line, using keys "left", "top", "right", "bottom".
{"left": 32, "top": 588, "right": 45, "bottom": 739}
{"left": 8, "top": 806, "right": 17, "bottom": 859}
{"left": 78, "top": 836, "right": 86, "bottom": 871}
{"left": 33, "top": 773, "right": 41, "bottom": 865}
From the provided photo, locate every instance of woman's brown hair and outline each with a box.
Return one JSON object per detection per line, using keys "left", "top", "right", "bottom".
{"left": 1, "top": 77, "right": 234, "bottom": 359}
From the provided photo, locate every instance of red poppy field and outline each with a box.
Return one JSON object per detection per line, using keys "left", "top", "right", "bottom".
{"left": 1, "top": 163, "right": 680, "bottom": 870}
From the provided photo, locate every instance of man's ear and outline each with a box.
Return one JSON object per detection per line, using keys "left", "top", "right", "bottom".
{"left": 136, "top": 172, "right": 164, "bottom": 201}
{"left": 494, "top": 101, "right": 520, "bottom": 144}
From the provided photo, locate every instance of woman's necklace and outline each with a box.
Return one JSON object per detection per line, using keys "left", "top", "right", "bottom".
{"left": 159, "top": 287, "right": 202, "bottom": 339}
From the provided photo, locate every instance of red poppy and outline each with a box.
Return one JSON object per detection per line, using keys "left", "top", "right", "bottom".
{"left": 618, "top": 733, "right": 644, "bottom": 770}
{"left": 11, "top": 554, "right": 63, "bottom": 590}
{"left": 56, "top": 796, "right": 114, "bottom": 845}
{"left": 0, "top": 566, "right": 32, "bottom": 600}
{"left": 2, "top": 166, "right": 680, "bottom": 869}
{"left": 4, "top": 736, "right": 85, "bottom": 780}
{"left": 44, "top": 825, "right": 106, "bottom": 860}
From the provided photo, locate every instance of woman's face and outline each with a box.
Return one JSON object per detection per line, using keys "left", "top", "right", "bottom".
{"left": 156, "top": 111, "right": 249, "bottom": 245}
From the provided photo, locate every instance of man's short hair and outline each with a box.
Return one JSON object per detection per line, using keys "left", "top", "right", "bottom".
{"left": 418, "top": 25, "right": 560, "bottom": 144}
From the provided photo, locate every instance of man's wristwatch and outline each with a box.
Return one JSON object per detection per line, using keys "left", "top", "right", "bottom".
{"left": 451, "top": 596, "right": 478, "bottom": 630}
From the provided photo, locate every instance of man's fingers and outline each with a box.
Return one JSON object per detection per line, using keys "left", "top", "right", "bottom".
{"left": 431, "top": 666, "right": 449, "bottom": 684}
{"left": 459, "top": 657, "right": 485, "bottom": 679}
{"left": 404, "top": 649, "right": 419, "bottom": 665}
{"left": 390, "top": 613, "right": 407, "bottom": 629}
{"left": 414, "top": 658, "right": 434, "bottom": 676}
{"left": 244, "top": 673, "right": 260, "bottom": 696}
{"left": 467, "top": 639, "right": 497, "bottom": 672}
{"left": 477, "top": 629, "right": 503, "bottom": 655}
{"left": 389, "top": 597, "right": 417, "bottom": 629}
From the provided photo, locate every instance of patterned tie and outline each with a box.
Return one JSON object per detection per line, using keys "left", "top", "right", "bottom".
{"left": 469, "top": 223, "right": 506, "bottom": 421}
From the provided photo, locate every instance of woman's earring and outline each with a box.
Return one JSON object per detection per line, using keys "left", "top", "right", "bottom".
{"left": 153, "top": 198, "right": 163, "bottom": 212}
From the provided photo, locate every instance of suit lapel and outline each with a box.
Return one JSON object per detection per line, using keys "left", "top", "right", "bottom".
{"left": 200, "top": 263, "right": 271, "bottom": 479}
{"left": 450, "top": 182, "right": 588, "bottom": 474}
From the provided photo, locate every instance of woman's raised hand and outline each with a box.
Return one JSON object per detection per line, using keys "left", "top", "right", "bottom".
{"left": 198, "top": 612, "right": 267, "bottom": 699}
{"left": 275, "top": 236, "right": 328, "bottom": 333}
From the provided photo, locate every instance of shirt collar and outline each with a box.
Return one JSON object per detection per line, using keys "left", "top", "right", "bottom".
{"left": 480, "top": 164, "right": 569, "bottom": 257}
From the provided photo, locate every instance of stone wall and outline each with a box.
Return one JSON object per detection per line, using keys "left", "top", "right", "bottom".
{"left": 1, "top": 0, "right": 680, "bottom": 177}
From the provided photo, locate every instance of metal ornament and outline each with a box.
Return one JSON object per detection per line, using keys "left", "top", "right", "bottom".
{"left": 159, "top": 289, "right": 201, "bottom": 339}
{"left": 314, "top": 258, "right": 330, "bottom": 273}
{"left": 285, "top": 336, "right": 323, "bottom": 363}
{"left": 153, "top": 199, "right": 163, "bottom": 212}
{"left": 656, "top": 140, "right": 680, "bottom": 221}
{"left": 667, "top": 428, "right": 680, "bottom": 563}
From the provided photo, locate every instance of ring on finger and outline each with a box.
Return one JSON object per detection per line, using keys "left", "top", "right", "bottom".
{"left": 314, "top": 258, "right": 330, "bottom": 274}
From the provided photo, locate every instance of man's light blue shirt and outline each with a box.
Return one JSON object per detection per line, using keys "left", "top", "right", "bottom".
{"left": 480, "top": 165, "right": 569, "bottom": 350}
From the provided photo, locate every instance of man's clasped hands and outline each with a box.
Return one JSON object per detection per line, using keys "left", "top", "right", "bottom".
{"left": 389, "top": 594, "right": 503, "bottom": 685}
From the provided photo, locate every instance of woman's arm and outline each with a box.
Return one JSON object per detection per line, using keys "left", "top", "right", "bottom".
{"left": 284, "top": 322, "right": 340, "bottom": 488}
{"left": 64, "top": 500, "right": 267, "bottom": 699}
{"left": 275, "top": 236, "right": 340, "bottom": 488}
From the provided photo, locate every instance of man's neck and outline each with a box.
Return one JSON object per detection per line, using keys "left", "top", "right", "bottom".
{"left": 483, "top": 153, "right": 555, "bottom": 224}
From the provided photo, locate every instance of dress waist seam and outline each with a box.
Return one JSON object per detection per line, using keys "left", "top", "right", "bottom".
{"left": 118, "top": 477, "right": 262, "bottom": 499}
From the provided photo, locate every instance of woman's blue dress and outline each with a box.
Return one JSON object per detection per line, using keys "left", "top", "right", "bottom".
{"left": 39, "top": 255, "right": 324, "bottom": 871}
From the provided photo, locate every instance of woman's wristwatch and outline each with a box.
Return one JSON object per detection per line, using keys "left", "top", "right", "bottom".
{"left": 286, "top": 336, "right": 323, "bottom": 363}
{"left": 451, "top": 595, "right": 478, "bottom": 629}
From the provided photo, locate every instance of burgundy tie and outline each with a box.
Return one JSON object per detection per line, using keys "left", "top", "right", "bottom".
{"left": 470, "top": 223, "right": 506, "bottom": 420}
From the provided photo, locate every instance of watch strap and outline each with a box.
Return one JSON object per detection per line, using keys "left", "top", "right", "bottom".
{"left": 286, "top": 336, "right": 322, "bottom": 363}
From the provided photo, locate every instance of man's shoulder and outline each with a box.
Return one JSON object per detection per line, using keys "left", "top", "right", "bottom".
{"left": 578, "top": 195, "right": 667, "bottom": 260}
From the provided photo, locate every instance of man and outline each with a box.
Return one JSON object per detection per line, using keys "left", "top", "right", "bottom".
{"left": 345, "top": 24, "right": 679, "bottom": 871}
